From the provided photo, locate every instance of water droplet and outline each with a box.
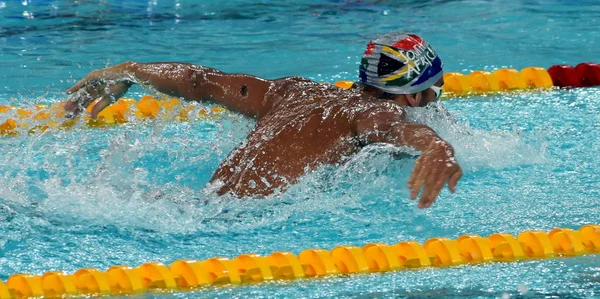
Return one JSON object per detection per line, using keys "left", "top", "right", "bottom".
{"left": 415, "top": 225, "right": 423, "bottom": 232}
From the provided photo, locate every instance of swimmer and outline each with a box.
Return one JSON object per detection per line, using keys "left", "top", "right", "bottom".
{"left": 64, "top": 32, "right": 462, "bottom": 208}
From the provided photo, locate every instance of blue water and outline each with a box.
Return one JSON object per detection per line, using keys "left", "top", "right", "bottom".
{"left": 1, "top": 0, "right": 600, "bottom": 298}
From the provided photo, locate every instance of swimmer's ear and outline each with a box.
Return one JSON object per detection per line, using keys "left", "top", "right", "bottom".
{"left": 405, "top": 93, "right": 421, "bottom": 107}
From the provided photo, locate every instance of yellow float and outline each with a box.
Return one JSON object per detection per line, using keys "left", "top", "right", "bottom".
{"left": 0, "top": 224, "right": 597, "bottom": 298}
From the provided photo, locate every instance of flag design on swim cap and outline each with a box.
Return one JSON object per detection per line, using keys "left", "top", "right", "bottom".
{"left": 359, "top": 32, "right": 443, "bottom": 94}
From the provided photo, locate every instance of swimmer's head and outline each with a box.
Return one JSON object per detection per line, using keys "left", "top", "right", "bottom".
{"left": 359, "top": 32, "right": 443, "bottom": 96}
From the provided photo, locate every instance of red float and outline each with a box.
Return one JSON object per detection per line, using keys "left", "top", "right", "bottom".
{"left": 574, "top": 63, "right": 600, "bottom": 87}
{"left": 547, "top": 65, "right": 582, "bottom": 88}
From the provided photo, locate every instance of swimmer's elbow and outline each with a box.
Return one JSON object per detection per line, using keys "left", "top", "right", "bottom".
{"left": 183, "top": 67, "right": 208, "bottom": 100}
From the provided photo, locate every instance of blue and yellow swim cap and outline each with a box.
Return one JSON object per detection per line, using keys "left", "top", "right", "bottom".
{"left": 359, "top": 32, "right": 443, "bottom": 94}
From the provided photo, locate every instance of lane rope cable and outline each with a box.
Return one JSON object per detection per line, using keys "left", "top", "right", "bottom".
{"left": 0, "top": 224, "right": 598, "bottom": 298}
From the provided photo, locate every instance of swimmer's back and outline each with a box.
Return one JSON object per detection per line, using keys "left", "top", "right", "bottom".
{"left": 210, "top": 77, "right": 405, "bottom": 197}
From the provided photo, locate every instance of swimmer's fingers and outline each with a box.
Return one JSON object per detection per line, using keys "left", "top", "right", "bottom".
{"left": 409, "top": 146, "right": 442, "bottom": 200}
{"left": 409, "top": 140, "right": 461, "bottom": 208}
{"left": 67, "top": 70, "right": 104, "bottom": 95}
{"left": 68, "top": 63, "right": 132, "bottom": 94}
{"left": 64, "top": 82, "right": 105, "bottom": 118}
{"left": 64, "top": 81, "right": 130, "bottom": 118}
{"left": 418, "top": 164, "right": 453, "bottom": 208}
{"left": 418, "top": 167, "right": 442, "bottom": 208}
{"left": 418, "top": 163, "right": 461, "bottom": 208}
{"left": 89, "top": 97, "right": 111, "bottom": 118}
{"left": 89, "top": 82, "right": 131, "bottom": 117}
{"left": 407, "top": 156, "right": 422, "bottom": 190}
{"left": 408, "top": 156, "right": 428, "bottom": 200}
{"left": 448, "top": 167, "right": 462, "bottom": 193}
{"left": 63, "top": 99, "right": 83, "bottom": 118}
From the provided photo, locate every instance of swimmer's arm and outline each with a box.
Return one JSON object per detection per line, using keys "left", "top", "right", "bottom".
{"left": 355, "top": 110, "right": 462, "bottom": 208}
{"left": 127, "top": 62, "right": 275, "bottom": 118}
{"left": 66, "top": 62, "right": 275, "bottom": 118}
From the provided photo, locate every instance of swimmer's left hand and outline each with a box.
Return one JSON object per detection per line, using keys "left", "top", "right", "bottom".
{"left": 64, "top": 81, "right": 131, "bottom": 118}
{"left": 407, "top": 140, "right": 462, "bottom": 208}
{"left": 64, "top": 62, "right": 132, "bottom": 118}
{"left": 66, "top": 62, "right": 132, "bottom": 95}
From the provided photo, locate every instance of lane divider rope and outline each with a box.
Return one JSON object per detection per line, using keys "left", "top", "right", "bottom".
{"left": 335, "top": 62, "right": 600, "bottom": 95}
{"left": 1, "top": 62, "right": 599, "bottom": 136}
{"left": 0, "top": 96, "right": 228, "bottom": 136}
{"left": 1, "top": 224, "right": 598, "bottom": 298}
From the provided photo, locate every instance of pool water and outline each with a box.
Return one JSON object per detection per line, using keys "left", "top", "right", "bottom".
{"left": 1, "top": 0, "right": 600, "bottom": 297}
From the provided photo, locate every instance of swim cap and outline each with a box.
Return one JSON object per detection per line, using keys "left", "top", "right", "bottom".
{"left": 359, "top": 32, "right": 443, "bottom": 94}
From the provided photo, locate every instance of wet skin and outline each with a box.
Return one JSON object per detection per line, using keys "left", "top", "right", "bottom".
{"left": 65, "top": 62, "right": 462, "bottom": 208}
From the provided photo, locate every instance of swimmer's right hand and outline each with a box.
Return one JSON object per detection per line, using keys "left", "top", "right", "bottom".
{"left": 64, "top": 62, "right": 133, "bottom": 118}
{"left": 407, "top": 139, "right": 462, "bottom": 209}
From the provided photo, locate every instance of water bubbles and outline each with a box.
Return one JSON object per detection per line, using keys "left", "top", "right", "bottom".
{"left": 517, "top": 284, "right": 529, "bottom": 295}
{"left": 406, "top": 103, "right": 546, "bottom": 171}
{"left": 22, "top": 11, "right": 33, "bottom": 19}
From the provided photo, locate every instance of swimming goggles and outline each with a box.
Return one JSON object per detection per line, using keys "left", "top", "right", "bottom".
{"left": 430, "top": 85, "right": 442, "bottom": 101}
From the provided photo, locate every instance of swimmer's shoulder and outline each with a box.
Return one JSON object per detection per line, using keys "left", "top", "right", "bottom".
{"left": 265, "top": 76, "right": 314, "bottom": 98}
{"left": 271, "top": 76, "right": 316, "bottom": 88}
{"left": 265, "top": 77, "right": 378, "bottom": 111}
{"left": 269, "top": 77, "right": 367, "bottom": 95}
{"left": 350, "top": 95, "right": 408, "bottom": 125}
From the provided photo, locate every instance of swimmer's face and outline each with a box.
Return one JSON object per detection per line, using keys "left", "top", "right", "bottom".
{"left": 395, "top": 77, "right": 444, "bottom": 107}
